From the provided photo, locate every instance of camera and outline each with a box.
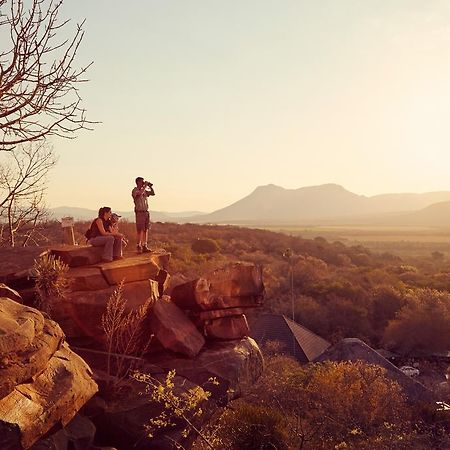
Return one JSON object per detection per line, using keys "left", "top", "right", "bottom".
{"left": 145, "top": 180, "right": 153, "bottom": 187}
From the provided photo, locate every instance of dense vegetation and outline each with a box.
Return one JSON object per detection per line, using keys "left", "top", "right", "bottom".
{"left": 19, "top": 219, "right": 450, "bottom": 448}
{"left": 38, "top": 219, "right": 450, "bottom": 356}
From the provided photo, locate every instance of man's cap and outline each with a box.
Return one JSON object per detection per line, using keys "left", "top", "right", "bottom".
{"left": 111, "top": 213, "right": 121, "bottom": 220}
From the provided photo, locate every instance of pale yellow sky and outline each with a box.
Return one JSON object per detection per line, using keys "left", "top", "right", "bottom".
{"left": 39, "top": 0, "right": 450, "bottom": 212}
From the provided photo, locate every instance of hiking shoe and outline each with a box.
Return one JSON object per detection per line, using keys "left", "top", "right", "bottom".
{"left": 137, "top": 244, "right": 143, "bottom": 254}
{"left": 142, "top": 245, "right": 151, "bottom": 253}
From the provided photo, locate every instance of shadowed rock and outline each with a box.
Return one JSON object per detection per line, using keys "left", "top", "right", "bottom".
{"left": 149, "top": 296, "right": 205, "bottom": 358}
{"left": 52, "top": 280, "right": 159, "bottom": 341}
{"left": 204, "top": 314, "right": 250, "bottom": 340}
{"left": 0, "top": 283, "right": 22, "bottom": 303}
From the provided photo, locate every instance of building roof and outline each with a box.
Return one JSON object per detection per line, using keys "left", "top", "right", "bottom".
{"left": 249, "top": 313, "right": 330, "bottom": 364}
{"left": 315, "top": 338, "right": 434, "bottom": 403}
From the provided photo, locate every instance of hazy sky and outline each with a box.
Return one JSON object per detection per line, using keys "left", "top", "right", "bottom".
{"left": 38, "top": 1, "right": 450, "bottom": 212}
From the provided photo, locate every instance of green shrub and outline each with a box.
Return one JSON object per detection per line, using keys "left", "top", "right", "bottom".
{"left": 191, "top": 238, "right": 220, "bottom": 254}
{"left": 34, "top": 253, "right": 69, "bottom": 315}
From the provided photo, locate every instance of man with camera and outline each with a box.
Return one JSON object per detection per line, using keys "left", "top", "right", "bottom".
{"left": 132, "top": 176, "right": 155, "bottom": 253}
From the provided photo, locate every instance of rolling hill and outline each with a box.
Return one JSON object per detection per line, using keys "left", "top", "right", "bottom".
{"left": 50, "top": 184, "right": 450, "bottom": 227}
{"left": 190, "top": 184, "right": 450, "bottom": 225}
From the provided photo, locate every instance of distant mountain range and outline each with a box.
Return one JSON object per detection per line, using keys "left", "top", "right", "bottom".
{"left": 50, "top": 184, "right": 450, "bottom": 227}
{"left": 49, "top": 206, "right": 204, "bottom": 223}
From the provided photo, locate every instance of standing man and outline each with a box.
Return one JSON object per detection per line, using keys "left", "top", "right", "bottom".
{"left": 132, "top": 176, "right": 155, "bottom": 253}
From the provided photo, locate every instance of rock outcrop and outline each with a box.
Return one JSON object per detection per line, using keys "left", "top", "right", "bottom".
{"left": 48, "top": 247, "right": 170, "bottom": 342}
{"left": 1, "top": 245, "right": 266, "bottom": 449}
{"left": 0, "top": 295, "right": 98, "bottom": 450}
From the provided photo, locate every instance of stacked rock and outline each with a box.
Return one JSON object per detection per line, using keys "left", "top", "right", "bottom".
{"left": 148, "top": 262, "right": 264, "bottom": 358}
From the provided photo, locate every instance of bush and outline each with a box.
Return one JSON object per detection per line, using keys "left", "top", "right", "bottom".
{"left": 191, "top": 238, "right": 220, "bottom": 254}
{"left": 34, "top": 253, "right": 69, "bottom": 315}
{"left": 216, "top": 402, "right": 288, "bottom": 450}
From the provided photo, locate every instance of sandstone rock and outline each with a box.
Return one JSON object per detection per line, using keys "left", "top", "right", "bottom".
{"left": 98, "top": 255, "right": 160, "bottom": 285}
{"left": 0, "top": 247, "right": 47, "bottom": 289}
{"left": 93, "top": 375, "right": 203, "bottom": 450}
{"left": 204, "top": 314, "right": 250, "bottom": 340}
{"left": 0, "top": 319, "right": 64, "bottom": 400}
{"left": 0, "top": 283, "right": 22, "bottom": 303}
{"left": 0, "top": 297, "right": 45, "bottom": 355}
{"left": 165, "top": 273, "right": 188, "bottom": 296}
{"left": 145, "top": 337, "right": 263, "bottom": 404}
{"left": 29, "top": 414, "right": 96, "bottom": 450}
{"left": 50, "top": 246, "right": 103, "bottom": 267}
{"left": 149, "top": 296, "right": 205, "bottom": 357}
{"left": 197, "top": 307, "right": 246, "bottom": 321}
{"left": 52, "top": 280, "right": 158, "bottom": 341}
{"left": 171, "top": 262, "right": 264, "bottom": 311}
{"left": 0, "top": 342, "right": 98, "bottom": 450}
{"left": 67, "top": 267, "right": 109, "bottom": 291}
{"left": 150, "top": 250, "right": 170, "bottom": 271}
{"left": 156, "top": 269, "right": 170, "bottom": 297}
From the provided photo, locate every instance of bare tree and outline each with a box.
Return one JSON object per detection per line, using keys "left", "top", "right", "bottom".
{"left": 0, "top": 141, "right": 57, "bottom": 246}
{"left": 0, "top": 0, "right": 93, "bottom": 151}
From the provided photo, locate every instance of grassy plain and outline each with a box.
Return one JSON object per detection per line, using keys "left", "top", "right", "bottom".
{"left": 259, "top": 225, "right": 450, "bottom": 260}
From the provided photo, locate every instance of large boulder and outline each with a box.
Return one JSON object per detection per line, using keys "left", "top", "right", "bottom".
{"left": 50, "top": 246, "right": 104, "bottom": 267}
{"left": 149, "top": 296, "right": 205, "bottom": 358}
{"left": 0, "top": 297, "right": 45, "bottom": 356}
{"left": 52, "top": 279, "right": 160, "bottom": 341}
{"left": 171, "top": 263, "right": 264, "bottom": 311}
{"left": 204, "top": 314, "right": 250, "bottom": 340}
{"left": 0, "top": 296, "right": 98, "bottom": 450}
{"left": 145, "top": 337, "right": 263, "bottom": 403}
{"left": 0, "top": 342, "right": 98, "bottom": 450}
{"left": 88, "top": 337, "right": 263, "bottom": 450}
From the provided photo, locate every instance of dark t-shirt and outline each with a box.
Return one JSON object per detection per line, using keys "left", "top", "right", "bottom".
{"left": 89, "top": 218, "right": 111, "bottom": 238}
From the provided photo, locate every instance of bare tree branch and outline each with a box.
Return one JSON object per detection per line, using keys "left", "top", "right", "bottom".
{"left": 0, "top": 141, "right": 56, "bottom": 246}
{"left": 0, "top": 0, "right": 95, "bottom": 151}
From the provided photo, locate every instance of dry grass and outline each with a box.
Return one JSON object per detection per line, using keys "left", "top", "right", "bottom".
{"left": 101, "top": 280, "right": 156, "bottom": 389}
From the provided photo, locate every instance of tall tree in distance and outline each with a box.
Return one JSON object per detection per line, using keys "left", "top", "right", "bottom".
{"left": 0, "top": 0, "right": 93, "bottom": 151}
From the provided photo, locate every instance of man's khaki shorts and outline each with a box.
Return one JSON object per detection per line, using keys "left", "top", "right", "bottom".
{"left": 135, "top": 211, "right": 150, "bottom": 232}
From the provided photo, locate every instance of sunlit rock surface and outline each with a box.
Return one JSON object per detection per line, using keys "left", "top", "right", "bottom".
{"left": 0, "top": 297, "right": 97, "bottom": 450}
{"left": 171, "top": 262, "right": 264, "bottom": 311}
